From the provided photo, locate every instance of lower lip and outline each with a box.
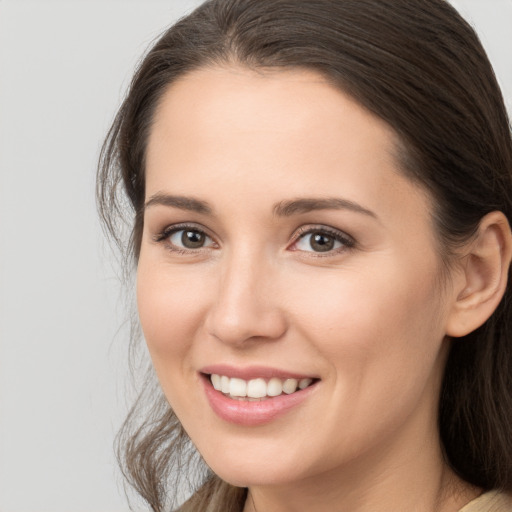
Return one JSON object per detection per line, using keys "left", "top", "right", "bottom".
{"left": 202, "top": 375, "right": 318, "bottom": 426}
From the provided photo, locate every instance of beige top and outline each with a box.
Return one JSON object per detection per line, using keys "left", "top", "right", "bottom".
{"left": 459, "top": 491, "right": 512, "bottom": 512}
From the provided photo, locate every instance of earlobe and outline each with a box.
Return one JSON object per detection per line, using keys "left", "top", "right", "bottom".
{"left": 446, "top": 211, "right": 512, "bottom": 338}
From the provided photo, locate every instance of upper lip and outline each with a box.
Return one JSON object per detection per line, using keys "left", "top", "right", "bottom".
{"left": 200, "top": 364, "right": 318, "bottom": 381}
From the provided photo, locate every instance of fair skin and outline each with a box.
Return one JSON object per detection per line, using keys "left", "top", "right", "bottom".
{"left": 137, "top": 66, "right": 511, "bottom": 512}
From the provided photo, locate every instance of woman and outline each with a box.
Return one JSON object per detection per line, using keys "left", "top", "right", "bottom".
{"left": 97, "top": 0, "right": 512, "bottom": 510}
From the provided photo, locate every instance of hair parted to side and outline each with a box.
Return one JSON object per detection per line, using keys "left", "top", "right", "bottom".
{"left": 97, "top": 0, "right": 512, "bottom": 510}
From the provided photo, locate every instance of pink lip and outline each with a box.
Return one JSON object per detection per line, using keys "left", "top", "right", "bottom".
{"left": 200, "top": 371, "right": 319, "bottom": 427}
{"left": 200, "top": 364, "right": 317, "bottom": 381}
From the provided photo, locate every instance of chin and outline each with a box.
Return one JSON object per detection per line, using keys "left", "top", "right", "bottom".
{"left": 195, "top": 436, "right": 319, "bottom": 488}
{"left": 207, "top": 460, "right": 297, "bottom": 488}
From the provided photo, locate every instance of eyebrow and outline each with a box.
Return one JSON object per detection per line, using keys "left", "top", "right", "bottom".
{"left": 273, "top": 197, "right": 377, "bottom": 219}
{"left": 144, "top": 193, "right": 213, "bottom": 215}
{"left": 144, "top": 193, "right": 377, "bottom": 220}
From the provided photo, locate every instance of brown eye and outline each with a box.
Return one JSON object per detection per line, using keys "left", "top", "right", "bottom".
{"left": 309, "top": 232, "right": 335, "bottom": 252}
{"left": 181, "top": 230, "right": 205, "bottom": 248}
{"left": 166, "top": 228, "right": 214, "bottom": 250}
{"left": 293, "top": 228, "right": 353, "bottom": 254}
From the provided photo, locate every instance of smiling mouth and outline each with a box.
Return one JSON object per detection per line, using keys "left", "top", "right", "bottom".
{"left": 201, "top": 370, "right": 320, "bottom": 425}
{"left": 207, "top": 374, "right": 317, "bottom": 400}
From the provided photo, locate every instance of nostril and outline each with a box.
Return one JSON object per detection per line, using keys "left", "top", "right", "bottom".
{"left": 205, "top": 305, "right": 288, "bottom": 346}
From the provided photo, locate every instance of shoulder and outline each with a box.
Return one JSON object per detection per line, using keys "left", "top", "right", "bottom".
{"left": 459, "top": 491, "right": 512, "bottom": 512}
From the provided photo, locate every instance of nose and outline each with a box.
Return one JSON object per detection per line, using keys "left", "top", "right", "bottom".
{"left": 204, "top": 250, "right": 288, "bottom": 347}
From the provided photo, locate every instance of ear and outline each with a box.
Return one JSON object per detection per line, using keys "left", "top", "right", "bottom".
{"left": 446, "top": 211, "right": 512, "bottom": 338}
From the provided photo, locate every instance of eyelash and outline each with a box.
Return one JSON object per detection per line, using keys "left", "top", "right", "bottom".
{"left": 153, "top": 223, "right": 216, "bottom": 254}
{"left": 153, "top": 223, "right": 356, "bottom": 256}
{"left": 290, "top": 226, "right": 356, "bottom": 256}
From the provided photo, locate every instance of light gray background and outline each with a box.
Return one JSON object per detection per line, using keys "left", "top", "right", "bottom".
{"left": 0, "top": 1, "right": 511, "bottom": 511}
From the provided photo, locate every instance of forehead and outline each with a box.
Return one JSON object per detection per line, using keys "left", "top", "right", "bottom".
{"left": 145, "top": 65, "right": 431, "bottom": 227}
{"left": 148, "top": 65, "right": 399, "bottom": 159}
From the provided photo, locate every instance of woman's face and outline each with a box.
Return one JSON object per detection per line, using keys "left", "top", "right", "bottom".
{"left": 138, "top": 66, "right": 456, "bottom": 487}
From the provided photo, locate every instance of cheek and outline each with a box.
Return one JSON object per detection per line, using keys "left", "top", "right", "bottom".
{"left": 136, "top": 262, "right": 209, "bottom": 366}
{"left": 298, "top": 262, "right": 440, "bottom": 326}
{"left": 136, "top": 261, "right": 215, "bottom": 431}
{"left": 280, "top": 260, "right": 448, "bottom": 464}
{"left": 286, "top": 256, "right": 447, "bottom": 391}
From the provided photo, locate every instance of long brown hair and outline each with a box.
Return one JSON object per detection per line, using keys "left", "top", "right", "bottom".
{"left": 97, "top": 1, "right": 512, "bottom": 510}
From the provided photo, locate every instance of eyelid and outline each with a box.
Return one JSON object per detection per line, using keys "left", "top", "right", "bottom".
{"left": 153, "top": 222, "right": 218, "bottom": 251}
{"left": 152, "top": 222, "right": 355, "bottom": 255}
{"left": 288, "top": 225, "right": 356, "bottom": 254}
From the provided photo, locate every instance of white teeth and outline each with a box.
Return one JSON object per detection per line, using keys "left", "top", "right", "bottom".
{"left": 211, "top": 374, "right": 221, "bottom": 391}
{"left": 267, "top": 378, "right": 283, "bottom": 397}
{"left": 229, "top": 378, "right": 247, "bottom": 397}
{"left": 220, "top": 375, "right": 230, "bottom": 394}
{"left": 210, "top": 374, "right": 315, "bottom": 399}
{"left": 299, "top": 378, "right": 313, "bottom": 390}
{"left": 247, "top": 378, "right": 267, "bottom": 398}
{"left": 282, "top": 378, "right": 298, "bottom": 394}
